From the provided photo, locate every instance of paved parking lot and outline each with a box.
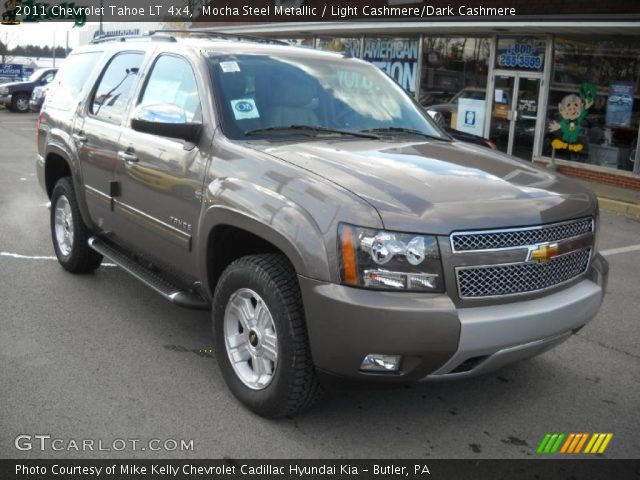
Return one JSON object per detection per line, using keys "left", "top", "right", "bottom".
{"left": 1, "top": 109, "right": 639, "bottom": 459}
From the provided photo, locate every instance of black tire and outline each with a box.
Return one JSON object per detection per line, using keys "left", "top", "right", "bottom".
{"left": 11, "top": 93, "right": 29, "bottom": 113}
{"left": 213, "top": 254, "right": 321, "bottom": 418}
{"left": 50, "top": 177, "right": 103, "bottom": 273}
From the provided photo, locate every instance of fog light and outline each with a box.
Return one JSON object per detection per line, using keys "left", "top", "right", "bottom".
{"left": 360, "top": 354, "right": 401, "bottom": 373}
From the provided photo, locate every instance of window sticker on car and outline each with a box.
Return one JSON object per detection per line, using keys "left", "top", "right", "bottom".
{"left": 230, "top": 98, "right": 259, "bottom": 120}
{"left": 220, "top": 61, "right": 241, "bottom": 73}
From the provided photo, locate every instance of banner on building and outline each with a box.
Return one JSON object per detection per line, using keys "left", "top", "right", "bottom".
{"left": 0, "top": 64, "right": 26, "bottom": 79}
{"left": 363, "top": 38, "right": 419, "bottom": 93}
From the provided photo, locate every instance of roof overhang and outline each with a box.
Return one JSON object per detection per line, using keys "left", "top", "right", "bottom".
{"left": 191, "top": 18, "right": 640, "bottom": 37}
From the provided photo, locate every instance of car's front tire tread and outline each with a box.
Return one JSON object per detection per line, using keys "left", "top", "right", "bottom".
{"left": 213, "top": 253, "right": 321, "bottom": 418}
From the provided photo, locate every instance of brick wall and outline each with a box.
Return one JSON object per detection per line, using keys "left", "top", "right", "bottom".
{"left": 534, "top": 161, "right": 640, "bottom": 191}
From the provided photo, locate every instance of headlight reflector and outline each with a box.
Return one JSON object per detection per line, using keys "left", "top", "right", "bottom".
{"left": 338, "top": 224, "right": 444, "bottom": 292}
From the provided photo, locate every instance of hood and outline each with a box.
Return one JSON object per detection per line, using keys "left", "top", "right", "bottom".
{"left": 2, "top": 81, "right": 22, "bottom": 89}
{"left": 249, "top": 138, "right": 596, "bottom": 234}
{"left": 1, "top": 80, "right": 33, "bottom": 90}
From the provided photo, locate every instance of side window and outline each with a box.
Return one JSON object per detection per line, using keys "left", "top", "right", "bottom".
{"left": 41, "top": 72, "right": 56, "bottom": 84}
{"left": 139, "top": 55, "right": 201, "bottom": 122}
{"left": 91, "top": 52, "right": 144, "bottom": 123}
{"left": 47, "top": 52, "right": 102, "bottom": 110}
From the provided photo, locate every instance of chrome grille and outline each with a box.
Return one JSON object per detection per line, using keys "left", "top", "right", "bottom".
{"left": 456, "top": 249, "right": 591, "bottom": 298}
{"left": 451, "top": 218, "right": 593, "bottom": 252}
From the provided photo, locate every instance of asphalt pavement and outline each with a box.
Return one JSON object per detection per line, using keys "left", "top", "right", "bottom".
{"left": 1, "top": 109, "right": 639, "bottom": 459}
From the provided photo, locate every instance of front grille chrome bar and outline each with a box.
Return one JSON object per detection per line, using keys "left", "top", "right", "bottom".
{"left": 450, "top": 217, "right": 594, "bottom": 253}
{"left": 450, "top": 218, "right": 595, "bottom": 299}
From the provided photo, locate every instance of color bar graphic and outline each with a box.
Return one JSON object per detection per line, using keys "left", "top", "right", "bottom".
{"left": 537, "top": 433, "right": 613, "bottom": 454}
{"left": 537, "top": 433, "right": 565, "bottom": 454}
{"left": 584, "top": 433, "right": 614, "bottom": 454}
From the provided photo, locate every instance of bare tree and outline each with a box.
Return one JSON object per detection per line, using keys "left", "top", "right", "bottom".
{"left": 0, "top": 31, "right": 15, "bottom": 64}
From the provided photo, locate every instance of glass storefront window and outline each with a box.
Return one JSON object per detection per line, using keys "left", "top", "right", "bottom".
{"left": 544, "top": 37, "right": 640, "bottom": 172}
{"left": 316, "top": 37, "right": 361, "bottom": 57}
{"left": 362, "top": 37, "right": 419, "bottom": 94}
{"left": 419, "top": 37, "right": 491, "bottom": 134}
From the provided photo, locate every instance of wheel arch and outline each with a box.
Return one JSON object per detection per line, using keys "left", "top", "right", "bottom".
{"left": 43, "top": 148, "right": 95, "bottom": 231}
{"left": 44, "top": 151, "right": 72, "bottom": 198}
{"left": 198, "top": 208, "right": 318, "bottom": 299}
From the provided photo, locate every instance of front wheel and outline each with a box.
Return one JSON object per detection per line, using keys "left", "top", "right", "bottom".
{"left": 50, "top": 177, "right": 103, "bottom": 273}
{"left": 213, "top": 254, "right": 321, "bottom": 418}
{"left": 11, "top": 93, "right": 29, "bottom": 113}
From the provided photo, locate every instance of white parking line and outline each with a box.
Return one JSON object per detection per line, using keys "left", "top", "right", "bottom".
{"left": 1, "top": 251, "right": 116, "bottom": 266}
{"left": 600, "top": 244, "right": 640, "bottom": 256}
{"left": 1, "top": 251, "right": 56, "bottom": 260}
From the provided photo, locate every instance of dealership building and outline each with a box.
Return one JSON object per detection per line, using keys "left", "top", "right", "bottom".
{"left": 194, "top": 14, "right": 640, "bottom": 189}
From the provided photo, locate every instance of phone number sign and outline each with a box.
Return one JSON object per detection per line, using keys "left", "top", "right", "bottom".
{"left": 496, "top": 39, "right": 545, "bottom": 71}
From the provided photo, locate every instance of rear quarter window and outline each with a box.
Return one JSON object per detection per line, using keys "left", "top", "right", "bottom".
{"left": 46, "top": 52, "right": 103, "bottom": 111}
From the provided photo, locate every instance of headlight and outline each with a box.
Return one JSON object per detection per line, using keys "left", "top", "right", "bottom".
{"left": 338, "top": 223, "right": 444, "bottom": 292}
{"left": 1, "top": 87, "right": 8, "bottom": 95}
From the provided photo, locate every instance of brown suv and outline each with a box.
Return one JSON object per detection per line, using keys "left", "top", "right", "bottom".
{"left": 37, "top": 32, "right": 608, "bottom": 417}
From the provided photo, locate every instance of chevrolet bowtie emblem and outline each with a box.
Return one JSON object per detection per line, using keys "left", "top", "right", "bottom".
{"left": 528, "top": 243, "right": 560, "bottom": 264}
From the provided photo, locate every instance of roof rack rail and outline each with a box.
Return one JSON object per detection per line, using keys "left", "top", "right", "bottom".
{"left": 90, "top": 33, "right": 177, "bottom": 45}
{"left": 148, "top": 29, "right": 289, "bottom": 46}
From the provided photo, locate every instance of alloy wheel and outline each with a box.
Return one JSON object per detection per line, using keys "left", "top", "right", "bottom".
{"left": 223, "top": 288, "right": 278, "bottom": 390}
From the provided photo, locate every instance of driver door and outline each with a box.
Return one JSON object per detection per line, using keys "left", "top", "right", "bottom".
{"left": 114, "top": 54, "right": 207, "bottom": 279}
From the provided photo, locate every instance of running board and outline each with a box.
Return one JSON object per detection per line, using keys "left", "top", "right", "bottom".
{"left": 88, "top": 237, "right": 209, "bottom": 310}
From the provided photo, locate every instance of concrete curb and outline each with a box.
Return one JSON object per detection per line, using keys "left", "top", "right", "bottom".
{"left": 599, "top": 197, "right": 640, "bottom": 220}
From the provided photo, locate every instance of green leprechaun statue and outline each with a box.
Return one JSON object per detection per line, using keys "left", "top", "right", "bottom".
{"left": 548, "top": 82, "right": 597, "bottom": 153}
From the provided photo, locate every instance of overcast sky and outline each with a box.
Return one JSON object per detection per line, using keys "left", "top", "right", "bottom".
{"left": 2, "top": 22, "right": 101, "bottom": 49}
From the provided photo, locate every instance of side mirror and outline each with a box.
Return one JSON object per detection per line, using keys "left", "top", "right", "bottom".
{"left": 131, "top": 103, "right": 201, "bottom": 143}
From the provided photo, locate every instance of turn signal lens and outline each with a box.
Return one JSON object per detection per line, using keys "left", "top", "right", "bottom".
{"left": 340, "top": 224, "right": 357, "bottom": 285}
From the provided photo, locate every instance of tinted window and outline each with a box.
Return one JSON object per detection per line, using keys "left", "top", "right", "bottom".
{"left": 91, "top": 52, "right": 144, "bottom": 123}
{"left": 41, "top": 72, "right": 56, "bottom": 84}
{"left": 47, "top": 52, "right": 101, "bottom": 110}
{"left": 139, "top": 55, "right": 200, "bottom": 122}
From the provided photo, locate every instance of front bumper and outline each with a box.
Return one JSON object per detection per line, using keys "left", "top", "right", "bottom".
{"left": 299, "top": 253, "right": 608, "bottom": 382}
{"left": 30, "top": 97, "right": 44, "bottom": 111}
{"left": 0, "top": 94, "right": 12, "bottom": 107}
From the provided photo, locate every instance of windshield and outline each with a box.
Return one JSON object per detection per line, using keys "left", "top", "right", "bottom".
{"left": 207, "top": 52, "right": 448, "bottom": 141}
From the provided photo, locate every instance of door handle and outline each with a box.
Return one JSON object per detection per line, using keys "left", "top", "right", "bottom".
{"left": 117, "top": 150, "right": 138, "bottom": 163}
{"left": 72, "top": 132, "right": 87, "bottom": 143}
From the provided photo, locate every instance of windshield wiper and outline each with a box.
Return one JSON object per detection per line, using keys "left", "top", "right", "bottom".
{"left": 359, "top": 127, "right": 450, "bottom": 141}
{"left": 244, "top": 125, "right": 379, "bottom": 139}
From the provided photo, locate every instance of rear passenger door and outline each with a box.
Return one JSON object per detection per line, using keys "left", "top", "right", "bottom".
{"left": 76, "top": 51, "right": 145, "bottom": 231}
{"left": 115, "top": 53, "right": 209, "bottom": 279}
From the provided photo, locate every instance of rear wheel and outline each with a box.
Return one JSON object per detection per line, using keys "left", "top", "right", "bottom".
{"left": 11, "top": 93, "right": 29, "bottom": 113}
{"left": 50, "top": 177, "right": 103, "bottom": 273}
{"left": 213, "top": 254, "right": 321, "bottom": 418}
